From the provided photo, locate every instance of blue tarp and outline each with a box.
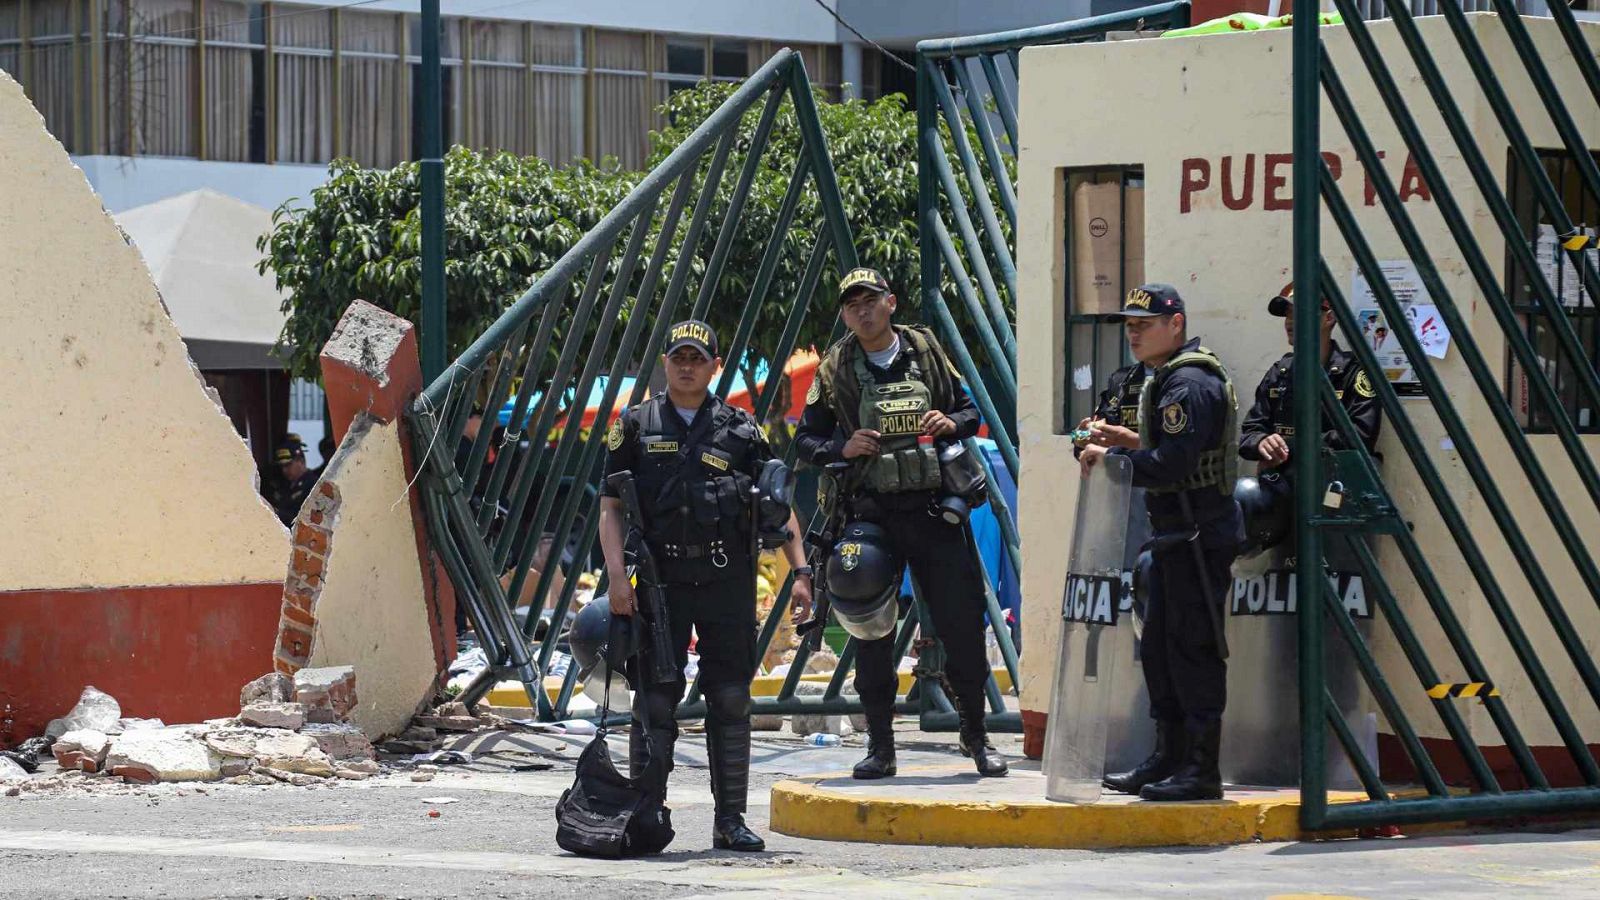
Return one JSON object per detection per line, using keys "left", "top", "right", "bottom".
{"left": 898, "top": 438, "right": 1020, "bottom": 627}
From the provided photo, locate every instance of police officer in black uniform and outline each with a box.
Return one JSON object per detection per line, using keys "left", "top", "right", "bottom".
{"left": 1080, "top": 284, "right": 1242, "bottom": 802}
{"left": 1240, "top": 282, "right": 1381, "bottom": 475}
{"left": 270, "top": 436, "right": 318, "bottom": 526}
{"left": 1076, "top": 359, "right": 1148, "bottom": 448}
{"left": 793, "top": 267, "right": 1009, "bottom": 781}
{"left": 598, "top": 320, "right": 812, "bottom": 852}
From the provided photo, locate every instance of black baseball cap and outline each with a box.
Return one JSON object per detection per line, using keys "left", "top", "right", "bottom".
{"left": 274, "top": 438, "right": 306, "bottom": 465}
{"left": 1109, "top": 283, "right": 1185, "bottom": 321}
{"left": 1267, "top": 281, "right": 1330, "bottom": 317}
{"left": 665, "top": 319, "right": 718, "bottom": 359}
{"left": 838, "top": 267, "right": 891, "bottom": 303}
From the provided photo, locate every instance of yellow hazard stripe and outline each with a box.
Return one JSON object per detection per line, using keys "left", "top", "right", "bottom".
{"left": 1563, "top": 233, "right": 1591, "bottom": 251}
{"left": 1427, "top": 681, "right": 1500, "bottom": 699}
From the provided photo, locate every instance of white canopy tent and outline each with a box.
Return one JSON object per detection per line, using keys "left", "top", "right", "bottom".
{"left": 115, "top": 189, "right": 290, "bottom": 370}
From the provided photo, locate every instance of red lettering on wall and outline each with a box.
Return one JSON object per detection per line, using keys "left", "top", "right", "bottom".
{"left": 1322, "top": 151, "right": 1342, "bottom": 183}
{"left": 1181, "top": 157, "right": 1212, "bottom": 213}
{"left": 1399, "top": 152, "right": 1432, "bottom": 203}
{"left": 1222, "top": 154, "right": 1256, "bottom": 211}
{"left": 1263, "top": 153, "right": 1294, "bottom": 211}
{"left": 1363, "top": 150, "right": 1387, "bottom": 207}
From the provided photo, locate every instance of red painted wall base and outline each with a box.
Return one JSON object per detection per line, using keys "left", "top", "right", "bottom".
{"left": 0, "top": 582, "right": 282, "bottom": 748}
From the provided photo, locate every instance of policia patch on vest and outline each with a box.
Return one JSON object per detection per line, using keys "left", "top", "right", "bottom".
{"left": 806, "top": 379, "right": 821, "bottom": 406}
{"left": 1162, "top": 401, "right": 1189, "bottom": 434}
{"left": 1353, "top": 369, "right": 1377, "bottom": 398}
{"left": 606, "top": 417, "right": 625, "bottom": 451}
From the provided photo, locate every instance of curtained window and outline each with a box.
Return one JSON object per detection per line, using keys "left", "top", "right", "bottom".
{"left": 273, "top": 8, "right": 331, "bottom": 163}
{"left": 529, "top": 23, "right": 581, "bottom": 166}
{"left": 205, "top": 0, "right": 265, "bottom": 162}
{"left": 406, "top": 13, "right": 461, "bottom": 159}
{"left": 22, "top": 0, "right": 84, "bottom": 152}
{"left": 469, "top": 18, "right": 524, "bottom": 156}
{"left": 593, "top": 28, "right": 646, "bottom": 170}
{"left": 342, "top": 8, "right": 404, "bottom": 168}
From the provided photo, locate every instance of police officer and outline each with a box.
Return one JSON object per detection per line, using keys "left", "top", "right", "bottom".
{"left": 1074, "top": 358, "right": 1148, "bottom": 452}
{"left": 793, "top": 267, "right": 1009, "bottom": 780}
{"left": 1080, "top": 284, "right": 1242, "bottom": 802}
{"left": 598, "top": 320, "right": 812, "bottom": 852}
{"left": 1240, "top": 282, "right": 1381, "bottom": 472}
{"left": 270, "top": 436, "right": 317, "bottom": 526}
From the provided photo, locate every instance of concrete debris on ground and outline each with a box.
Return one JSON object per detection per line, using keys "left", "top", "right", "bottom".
{"left": 44, "top": 686, "right": 122, "bottom": 739}
{"left": 239, "top": 672, "right": 292, "bottom": 707}
{"left": 239, "top": 701, "right": 307, "bottom": 730}
{"left": 104, "top": 728, "right": 224, "bottom": 783}
{"left": 292, "top": 665, "right": 357, "bottom": 724}
{"left": 0, "top": 756, "right": 29, "bottom": 782}
{"left": 51, "top": 729, "right": 111, "bottom": 773}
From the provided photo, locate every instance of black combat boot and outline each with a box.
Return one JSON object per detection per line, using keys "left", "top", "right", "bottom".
{"left": 958, "top": 699, "right": 1008, "bottom": 778}
{"left": 1103, "top": 718, "right": 1186, "bottom": 795}
{"left": 706, "top": 687, "right": 764, "bottom": 851}
{"left": 1139, "top": 720, "right": 1223, "bottom": 802}
{"left": 852, "top": 710, "right": 897, "bottom": 779}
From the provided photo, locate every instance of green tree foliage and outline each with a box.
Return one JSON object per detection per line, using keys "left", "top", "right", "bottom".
{"left": 260, "top": 79, "right": 1012, "bottom": 388}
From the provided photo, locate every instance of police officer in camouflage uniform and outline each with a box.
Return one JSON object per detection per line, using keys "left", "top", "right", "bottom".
{"left": 793, "top": 267, "right": 1009, "bottom": 781}
{"left": 599, "top": 320, "right": 812, "bottom": 852}
{"left": 1080, "top": 284, "right": 1242, "bottom": 802}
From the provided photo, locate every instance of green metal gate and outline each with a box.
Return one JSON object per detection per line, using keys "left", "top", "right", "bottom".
{"left": 406, "top": 48, "right": 1019, "bottom": 730}
{"left": 1293, "top": 1, "right": 1600, "bottom": 827}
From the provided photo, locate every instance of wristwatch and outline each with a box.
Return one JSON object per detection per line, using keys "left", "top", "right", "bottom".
{"left": 793, "top": 566, "right": 814, "bottom": 577}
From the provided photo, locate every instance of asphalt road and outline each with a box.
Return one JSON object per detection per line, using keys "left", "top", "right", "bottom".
{"left": 3, "top": 728, "right": 1597, "bottom": 898}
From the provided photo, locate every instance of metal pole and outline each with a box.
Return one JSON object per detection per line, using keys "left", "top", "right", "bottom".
{"left": 420, "top": 0, "right": 446, "bottom": 384}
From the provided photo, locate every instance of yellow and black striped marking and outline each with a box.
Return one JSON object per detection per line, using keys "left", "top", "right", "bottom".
{"left": 1426, "top": 681, "right": 1500, "bottom": 700}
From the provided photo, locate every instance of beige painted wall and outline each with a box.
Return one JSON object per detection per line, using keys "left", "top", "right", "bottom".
{"left": 306, "top": 414, "right": 434, "bottom": 739}
{"left": 0, "top": 72, "right": 286, "bottom": 591}
{"left": 1016, "top": 16, "right": 1600, "bottom": 749}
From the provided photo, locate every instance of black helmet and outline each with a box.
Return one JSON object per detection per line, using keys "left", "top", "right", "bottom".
{"left": 566, "top": 599, "right": 636, "bottom": 707}
{"left": 826, "top": 521, "right": 902, "bottom": 640}
{"left": 1234, "top": 474, "right": 1292, "bottom": 559}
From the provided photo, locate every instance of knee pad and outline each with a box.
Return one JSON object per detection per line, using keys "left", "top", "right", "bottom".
{"left": 704, "top": 684, "right": 752, "bottom": 723}
{"left": 632, "top": 682, "right": 681, "bottom": 726}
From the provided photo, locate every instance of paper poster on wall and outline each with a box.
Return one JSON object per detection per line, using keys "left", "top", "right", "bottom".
{"left": 1405, "top": 304, "right": 1450, "bottom": 359}
{"left": 1350, "top": 261, "right": 1427, "bottom": 395}
{"left": 1535, "top": 224, "right": 1597, "bottom": 308}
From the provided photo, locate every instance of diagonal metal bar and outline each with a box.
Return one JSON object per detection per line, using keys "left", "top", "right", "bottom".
{"left": 690, "top": 83, "right": 787, "bottom": 323}
{"left": 460, "top": 321, "right": 530, "bottom": 504}
{"left": 932, "top": 215, "right": 1017, "bottom": 396}
{"left": 949, "top": 55, "right": 1017, "bottom": 231}
{"left": 477, "top": 297, "right": 565, "bottom": 533}
{"left": 716, "top": 153, "right": 813, "bottom": 398}
{"left": 978, "top": 53, "right": 1018, "bottom": 152}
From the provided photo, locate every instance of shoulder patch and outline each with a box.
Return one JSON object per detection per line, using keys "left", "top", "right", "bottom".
{"left": 1161, "top": 401, "right": 1189, "bottom": 435}
{"left": 605, "top": 416, "right": 625, "bottom": 451}
{"left": 806, "top": 378, "right": 821, "bottom": 406}
{"left": 1353, "top": 369, "right": 1377, "bottom": 398}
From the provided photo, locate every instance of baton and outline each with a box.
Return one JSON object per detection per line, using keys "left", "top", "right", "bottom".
{"left": 1176, "top": 492, "right": 1231, "bottom": 660}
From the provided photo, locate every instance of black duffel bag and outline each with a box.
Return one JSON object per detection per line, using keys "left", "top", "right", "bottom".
{"left": 554, "top": 628, "right": 674, "bottom": 857}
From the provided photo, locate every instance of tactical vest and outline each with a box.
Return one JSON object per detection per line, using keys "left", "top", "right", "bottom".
{"left": 851, "top": 349, "right": 943, "bottom": 493}
{"left": 1139, "top": 347, "right": 1238, "bottom": 496}
{"left": 631, "top": 396, "right": 757, "bottom": 563}
{"left": 1267, "top": 350, "right": 1361, "bottom": 451}
{"left": 1108, "top": 366, "right": 1147, "bottom": 430}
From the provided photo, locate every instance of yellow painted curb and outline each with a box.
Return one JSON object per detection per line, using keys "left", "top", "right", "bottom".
{"left": 770, "top": 765, "right": 1370, "bottom": 849}
{"left": 485, "top": 668, "right": 1015, "bottom": 708}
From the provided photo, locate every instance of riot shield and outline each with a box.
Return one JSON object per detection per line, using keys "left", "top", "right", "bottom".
{"left": 1043, "top": 454, "right": 1134, "bottom": 804}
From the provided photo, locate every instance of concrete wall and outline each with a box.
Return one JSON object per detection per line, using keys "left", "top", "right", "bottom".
{"left": 0, "top": 71, "right": 287, "bottom": 744}
{"left": 302, "top": 416, "right": 437, "bottom": 739}
{"left": 1015, "top": 16, "right": 1600, "bottom": 779}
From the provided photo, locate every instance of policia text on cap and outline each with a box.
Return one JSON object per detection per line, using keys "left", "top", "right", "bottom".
{"left": 1079, "top": 284, "right": 1244, "bottom": 802}
{"left": 597, "top": 320, "right": 813, "bottom": 852}
{"left": 793, "top": 267, "right": 1009, "bottom": 780}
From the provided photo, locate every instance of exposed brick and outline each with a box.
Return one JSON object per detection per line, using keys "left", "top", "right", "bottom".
{"left": 307, "top": 508, "right": 325, "bottom": 526}
{"left": 318, "top": 481, "right": 337, "bottom": 500}
{"left": 280, "top": 603, "right": 317, "bottom": 630}
{"left": 294, "top": 523, "right": 330, "bottom": 556}
{"left": 275, "top": 623, "right": 314, "bottom": 668}
{"left": 273, "top": 657, "right": 298, "bottom": 676}
{"left": 283, "top": 583, "right": 316, "bottom": 613}
{"left": 292, "top": 549, "right": 325, "bottom": 577}
{"left": 112, "top": 765, "right": 157, "bottom": 784}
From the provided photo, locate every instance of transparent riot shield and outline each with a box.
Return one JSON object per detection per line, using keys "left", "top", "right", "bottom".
{"left": 1043, "top": 454, "right": 1134, "bottom": 804}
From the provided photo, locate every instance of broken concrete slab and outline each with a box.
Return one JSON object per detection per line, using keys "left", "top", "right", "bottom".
{"left": 240, "top": 672, "right": 293, "bottom": 708}
{"left": 104, "top": 729, "right": 223, "bottom": 783}
{"left": 0, "top": 756, "right": 29, "bottom": 781}
{"left": 52, "top": 729, "right": 111, "bottom": 773}
{"left": 219, "top": 758, "right": 252, "bottom": 778}
{"left": 337, "top": 758, "right": 379, "bottom": 775}
{"left": 257, "top": 747, "right": 334, "bottom": 778}
{"left": 300, "top": 723, "right": 374, "bottom": 761}
{"left": 45, "top": 686, "right": 122, "bottom": 740}
{"left": 293, "top": 666, "right": 357, "bottom": 724}
{"left": 412, "top": 715, "right": 481, "bottom": 733}
{"left": 239, "top": 702, "right": 306, "bottom": 730}
{"left": 117, "top": 717, "right": 165, "bottom": 731}
{"left": 251, "top": 731, "right": 319, "bottom": 761}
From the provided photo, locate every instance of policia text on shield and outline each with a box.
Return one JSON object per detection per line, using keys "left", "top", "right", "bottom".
{"left": 794, "top": 267, "right": 1008, "bottom": 780}
{"left": 597, "top": 320, "right": 812, "bottom": 852}
{"left": 1081, "top": 284, "right": 1244, "bottom": 802}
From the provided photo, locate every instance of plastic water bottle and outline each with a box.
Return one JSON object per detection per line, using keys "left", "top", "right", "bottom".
{"left": 803, "top": 732, "right": 841, "bottom": 747}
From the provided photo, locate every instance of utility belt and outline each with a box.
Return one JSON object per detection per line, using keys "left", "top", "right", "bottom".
{"left": 651, "top": 540, "right": 753, "bottom": 586}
